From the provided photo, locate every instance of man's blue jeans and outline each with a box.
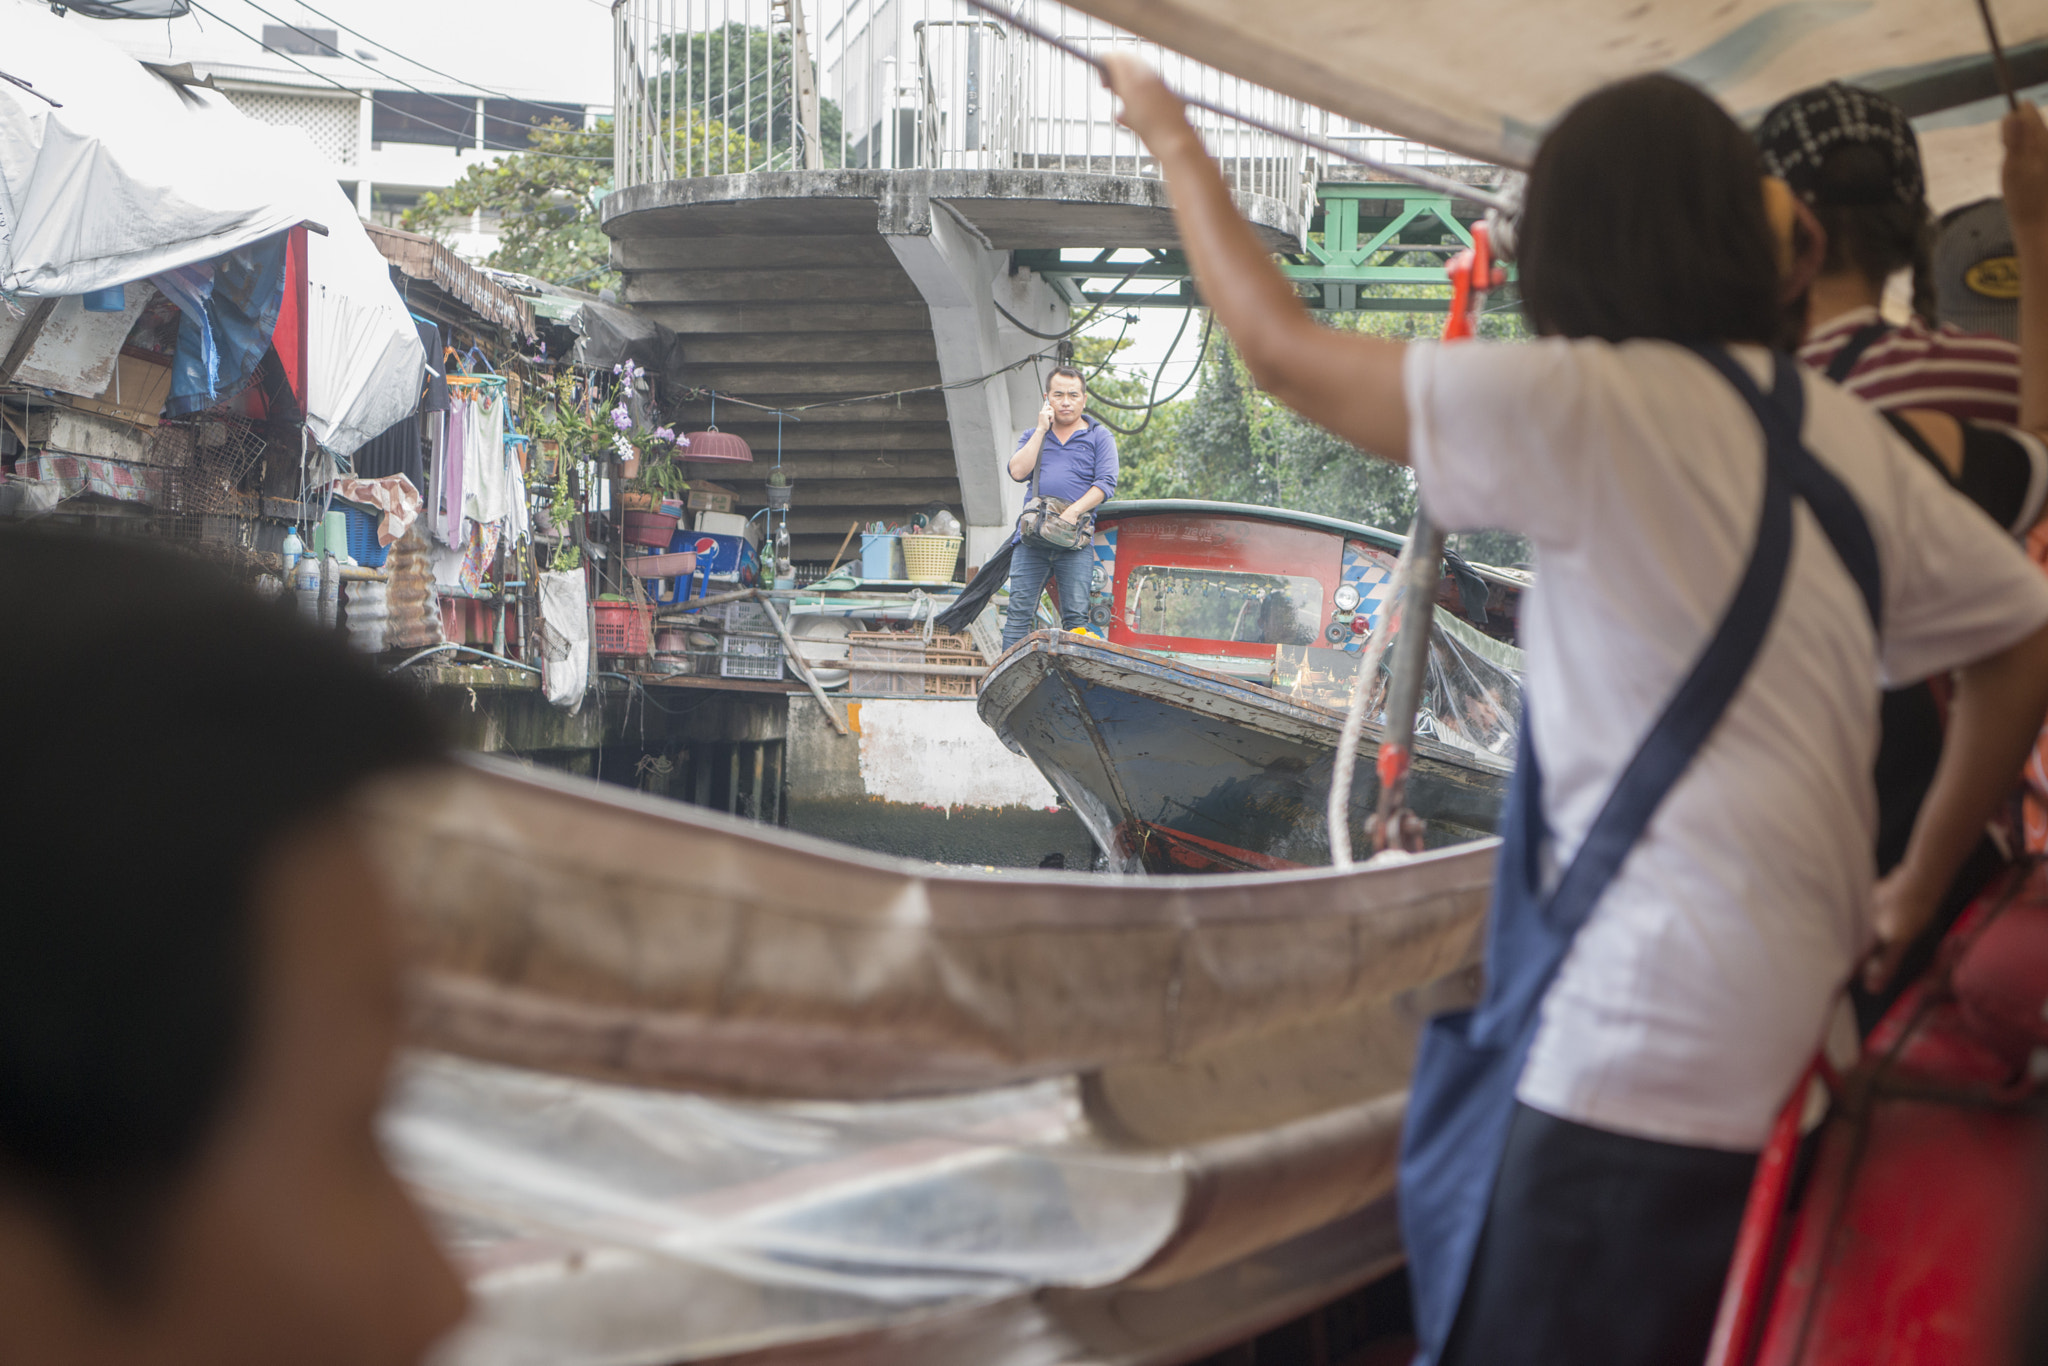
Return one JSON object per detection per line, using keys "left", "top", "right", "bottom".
{"left": 1003, "top": 537, "right": 1094, "bottom": 649}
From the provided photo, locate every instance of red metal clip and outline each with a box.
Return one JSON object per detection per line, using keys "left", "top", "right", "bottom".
{"left": 1441, "top": 221, "right": 1506, "bottom": 343}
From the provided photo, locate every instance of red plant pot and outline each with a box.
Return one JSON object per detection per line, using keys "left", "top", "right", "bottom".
{"left": 623, "top": 510, "right": 679, "bottom": 548}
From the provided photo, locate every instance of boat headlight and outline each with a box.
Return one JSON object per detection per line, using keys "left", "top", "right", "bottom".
{"left": 1333, "top": 582, "right": 1360, "bottom": 613}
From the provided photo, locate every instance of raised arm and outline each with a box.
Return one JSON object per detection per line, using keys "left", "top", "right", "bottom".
{"left": 1009, "top": 399, "right": 1054, "bottom": 482}
{"left": 1101, "top": 56, "right": 1413, "bottom": 463}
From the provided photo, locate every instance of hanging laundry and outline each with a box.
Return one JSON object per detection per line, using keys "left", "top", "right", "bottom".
{"left": 352, "top": 413, "right": 424, "bottom": 492}
{"left": 456, "top": 520, "right": 502, "bottom": 599}
{"left": 460, "top": 389, "right": 511, "bottom": 526}
{"left": 418, "top": 320, "right": 449, "bottom": 411}
{"left": 437, "top": 398, "right": 468, "bottom": 547}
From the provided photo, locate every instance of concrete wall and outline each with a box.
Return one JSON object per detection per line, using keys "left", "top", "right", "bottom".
{"left": 785, "top": 695, "right": 1097, "bottom": 868}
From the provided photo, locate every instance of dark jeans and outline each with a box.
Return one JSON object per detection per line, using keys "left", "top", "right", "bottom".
{"left": 1003, "top": 537, "right": 1093, "bottom": 649}
{"left": 1439, "top": 1102, "right": 1757, "bottom": 1366}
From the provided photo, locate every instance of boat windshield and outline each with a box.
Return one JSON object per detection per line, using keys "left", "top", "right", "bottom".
{"left": 1126, "top": 567, "right": 1324, "bottom": 646}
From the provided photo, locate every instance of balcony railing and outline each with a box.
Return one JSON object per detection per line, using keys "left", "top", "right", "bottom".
{"left": 612, "top": 0, "right": 1325, "bottom": 230}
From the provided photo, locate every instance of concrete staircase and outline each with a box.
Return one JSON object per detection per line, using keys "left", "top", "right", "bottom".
{"left": 604, "top": 168, "right": 1301, "bottom": 566}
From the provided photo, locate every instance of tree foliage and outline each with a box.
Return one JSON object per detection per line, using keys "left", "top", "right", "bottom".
{"left": 403, "top": 116, "right": 760, "bottom": 289}
{"left": 659, "top": 23, "right": 845, "bottom": 170}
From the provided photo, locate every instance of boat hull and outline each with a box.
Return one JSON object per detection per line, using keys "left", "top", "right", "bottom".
{"left": 979, "top": 632, "right": 1510, "bottom": 874}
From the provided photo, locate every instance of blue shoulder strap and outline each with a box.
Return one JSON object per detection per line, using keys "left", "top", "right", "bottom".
{"left": 1548, "top": 349, "right": 1883, "bottom": 932}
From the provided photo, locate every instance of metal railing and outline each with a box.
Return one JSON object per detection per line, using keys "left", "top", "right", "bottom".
{"left": 612, "top": 0, "right": 1328, "bottom": 222}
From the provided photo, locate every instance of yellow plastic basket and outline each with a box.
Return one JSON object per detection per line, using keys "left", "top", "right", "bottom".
{"left": 901, "top": 534, "right": 963, "bottom": 583}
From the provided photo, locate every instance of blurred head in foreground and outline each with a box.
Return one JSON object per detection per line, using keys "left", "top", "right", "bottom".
{"left": 0, "top": 529, "right": 464, "bottom": 1365}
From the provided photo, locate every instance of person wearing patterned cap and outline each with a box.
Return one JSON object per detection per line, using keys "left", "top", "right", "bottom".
{"left": 1760, "top": 84, "right": 2048, "bottom": 1030}
{"left": 1758, "top": 81, "right": 2023, "bottom": 421}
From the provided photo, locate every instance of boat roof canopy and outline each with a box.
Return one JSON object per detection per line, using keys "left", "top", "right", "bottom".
{"left": 1059, "top": 0, "right": 2037, "bottom": 212}
{"left": 1098, "top": 498, "right": 1526, "bottom": 590}
{"left": 1100, "top": 498, "right": 1405, "bottom": 551}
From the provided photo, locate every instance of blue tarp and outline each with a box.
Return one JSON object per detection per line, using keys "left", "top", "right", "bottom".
{"left": 155, "top": 229, "right": 289, "bottom": 417}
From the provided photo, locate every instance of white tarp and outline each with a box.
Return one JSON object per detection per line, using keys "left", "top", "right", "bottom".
{"left": 0, "top": 0, "right": 423, "bottom": 454}
{"left": 1060, "top": 0, "right": 2048, "bottom": 212}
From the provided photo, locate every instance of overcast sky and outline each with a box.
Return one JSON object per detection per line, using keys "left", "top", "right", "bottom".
{"left": 95, "top": 0, "right": 617, "bottom": 105}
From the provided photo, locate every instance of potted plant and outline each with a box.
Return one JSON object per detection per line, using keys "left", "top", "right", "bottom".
{"left": 765, "top": 466, "right": 793, "bottom": 510}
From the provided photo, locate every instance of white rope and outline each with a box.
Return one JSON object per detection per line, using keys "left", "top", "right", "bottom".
{"left": 1325, "top": 528, "right": 1425, "bottom": 868}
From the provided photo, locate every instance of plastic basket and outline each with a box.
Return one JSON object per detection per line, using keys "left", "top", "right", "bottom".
{"left": 719, "top": 632, "right": 784, "bottom": 679}
{"left": 343, "top": 507, "right": 389, "bottom": 568}
{"left": 902, "top": 534, "right": 962, "bottom": 583}
{"left": 593, "top": 600, "right": 653, "bottom": 656}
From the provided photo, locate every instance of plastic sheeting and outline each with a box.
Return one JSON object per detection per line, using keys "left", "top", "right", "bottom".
{"left": 1062, "top": 0, "right": 2045, "bottom": 212}
{"left": 1274, "top": 607, "right": 1520, "bottom": 761}
{"left": 397, "top": 1056, "right": 1183, "bottom": 1366}
{"left": 0, "top": 1, "right": 423, "bottom": 455}
{"left": 1415, "top": 608, "right": 1520, "bottom": 761}
{"left": 536, "top": 569, "right": 591, "bottom": 710}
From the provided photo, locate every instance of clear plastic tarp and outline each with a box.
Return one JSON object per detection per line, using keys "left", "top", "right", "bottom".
{"left": 396, "top": 1055, "right": 1184, "bottom": 1366}
{"left": 1274, "top": 606, "right": 1521, "bottom": 761}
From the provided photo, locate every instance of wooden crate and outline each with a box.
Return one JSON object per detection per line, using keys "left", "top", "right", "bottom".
{"left": 845, "top": 629, "right": 925, "bottom": 695}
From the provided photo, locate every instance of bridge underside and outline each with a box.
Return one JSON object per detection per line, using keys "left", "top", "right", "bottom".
{"left": 604, "top": 169, "right": 1301, "bottom": 563}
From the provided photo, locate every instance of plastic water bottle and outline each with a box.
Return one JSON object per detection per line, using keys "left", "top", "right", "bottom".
{"left": 281, "top": 528, "right": 304, "bottom": 576}
{"left": 294, "top": 553, "right": 321, "bottom": 621}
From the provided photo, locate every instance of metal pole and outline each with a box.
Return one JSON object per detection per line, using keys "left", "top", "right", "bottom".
{"left": 1365, "top": 512, "right": 1445, "bottom": 855}
{"left": 787, "top": 0, "right": 820, "bottom": 168}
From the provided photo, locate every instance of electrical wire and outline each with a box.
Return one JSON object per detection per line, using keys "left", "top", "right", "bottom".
{"left": 1083, "top": 308, "right": 1202, "bottom": 410}
{"left": 1087, "top": 311, "right": 1213, "bottom": 436}
{"left": 274, "top": 0, "right": 528, "bottom": 102}
{"left": 1080, "top": 312, "right": 1136, "bottom": 384}
{"left": 185, "top": 1, "right": 612, "bottom": 163}
{"left": 990, "top": 254, "right": 1161, "bottom": 340}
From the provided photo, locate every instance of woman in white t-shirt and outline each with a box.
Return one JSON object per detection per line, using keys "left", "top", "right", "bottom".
{"left": 1104, "top": 62, "right": 2048, "bottom": 1366}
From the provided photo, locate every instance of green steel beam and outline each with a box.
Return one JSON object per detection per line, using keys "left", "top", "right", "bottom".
{"left": 1013, "top": 185, "right": 1510, "bottom": 313}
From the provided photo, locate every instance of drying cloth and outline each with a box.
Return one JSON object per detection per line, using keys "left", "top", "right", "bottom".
{"left": 457, "top": 520, "right": 502, "bottom": 599}
{"left": 330, "top": 474, "right": 424, "bottom": 547}
{"left": 460, "top": 391, "right": 511, "bottom": 526}
{"left": 353, "top": 413, "right": 424, "bottom": 491}
{"left": 437, "top": 400, "right": 467, "bottom": 547}
{"left": 419, "top": 320, "right": 449, "bottom": 411}
{"left": 536, "top": 568, "right": 591, "bottom": 712}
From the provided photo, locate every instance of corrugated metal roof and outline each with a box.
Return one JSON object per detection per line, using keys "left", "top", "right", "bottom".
{"left": 362, "top": 223, "right": 535, "bottom": 339}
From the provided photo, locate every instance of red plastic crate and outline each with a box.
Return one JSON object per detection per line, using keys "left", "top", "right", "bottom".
{"left": 593, "top": 600, "right": 652, "bottom": 656}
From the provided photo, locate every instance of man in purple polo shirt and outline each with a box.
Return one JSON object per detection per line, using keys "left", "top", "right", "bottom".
{"left": 1002, "top": 365, "right": 1119, "bottom": 649}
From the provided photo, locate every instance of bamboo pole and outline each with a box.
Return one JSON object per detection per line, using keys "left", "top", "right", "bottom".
{"left": 808, "top": 658, "right": 985, "bottom": 677}
{"left": 823, "top": 520, "right": 860, "bottom": 578}
{"left": 749, "top": 590, "right": 849, "bottom": 735}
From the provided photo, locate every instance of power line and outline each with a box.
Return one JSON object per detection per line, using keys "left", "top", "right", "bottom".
{"left": 1089, "top": 310, "right": 1212, "bottom": 437}
{"left": 275, "top": 0, "right": 523, "bottom": 101}
{"left": 221, "top": 0, "right": 613, "bottom": 160}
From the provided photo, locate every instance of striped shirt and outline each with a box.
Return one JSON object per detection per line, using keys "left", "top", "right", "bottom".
{"left": 1799, "top": 306, "right": 2020, "bottom": 422}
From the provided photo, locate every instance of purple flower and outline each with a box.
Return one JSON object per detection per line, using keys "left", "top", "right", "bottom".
{"left": 674, "top": 434, "right": 690, "bottom": 449}
{"left": 653, "top": 426, "right": 675, "bottom": 442}
{"left": 612, "top": 363, "right": 623, "bottom": 376}
{"left": 610, "top": 405, "right": 633, "bottom": 431}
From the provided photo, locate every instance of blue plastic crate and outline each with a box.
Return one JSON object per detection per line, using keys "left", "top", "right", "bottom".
{"left": 342, "top": 507, "right": 390, "bottom": 568}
